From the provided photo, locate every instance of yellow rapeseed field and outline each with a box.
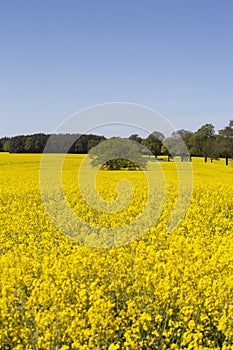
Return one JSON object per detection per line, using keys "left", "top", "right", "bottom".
{"left": 1, "top": 153, "right": 233, "bottom": 349}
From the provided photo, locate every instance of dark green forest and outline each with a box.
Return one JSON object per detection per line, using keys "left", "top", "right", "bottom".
{"left": 0, "top": 133, "right": 106, "bottom": 155}
{"left": 1, "top": 119, "right": 233, "bottom": 165}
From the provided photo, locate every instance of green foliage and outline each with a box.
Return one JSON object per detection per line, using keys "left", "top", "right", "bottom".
{"left": 1, "top": 133, "right": 106, "bottom": 154}
{"left": 162, "top": 136, "right": 189, "bottom": 158}
{"left": 218, "top": 120, "right": 233, "bottom": 165}
{"left": 90, "top": 138, "right": 147, "bottom": 170}
{"left": 1, "top": 138, "right": 10, "bottom": 152}
{"left": 219, "top": 120, "right": 233, "bottom": 151}
{"left": 189, "top": 124, "right": 215, "bottom": 156}
{"left": 171, "top": 129, "right": 193, "bottom": 149}
{"left": 1, "top": 120, "right": 233, "bottom": 167}
{"left": 101, "top": 158, "right": 143, "bottom": 170}
{"left": 129, "top": 134, "right": 143, "bottom": 143}
{"left": 142, "top": 131, "right": 164, "bottom": 156}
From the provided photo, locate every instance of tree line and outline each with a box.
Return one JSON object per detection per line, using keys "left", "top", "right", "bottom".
{"left": 132, "top": 119, "right": 233, "bottom": 166}
{"left": 0, "top": 133, "right": 106, "bottom": 154}
{"left": 0, "top": 119, "right": 233, "bottom": 165}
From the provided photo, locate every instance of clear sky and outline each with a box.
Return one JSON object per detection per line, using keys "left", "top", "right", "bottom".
{"left": 0, "top": 0, "right": 233, "bottom": 137}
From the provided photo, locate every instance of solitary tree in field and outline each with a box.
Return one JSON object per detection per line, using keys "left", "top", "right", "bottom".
{"left": 89, "top": 137, "right": 147, "bottom": 170}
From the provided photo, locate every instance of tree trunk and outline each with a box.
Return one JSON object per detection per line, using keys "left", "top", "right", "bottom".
{"left": 181, "top": 156, "right": 184, "bottom": 162}
{"left": 204, "top": 156, "right": 207, "bottom": 163}
{"left": 226, "top": 156, "right": 229, "bottom": 166}
{"left": 168, "top": 155, "right": 170, "bottom": 162}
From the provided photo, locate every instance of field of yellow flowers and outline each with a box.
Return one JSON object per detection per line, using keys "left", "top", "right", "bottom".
{"left": 1, "top": 153, "right": 233, "bottom": 349}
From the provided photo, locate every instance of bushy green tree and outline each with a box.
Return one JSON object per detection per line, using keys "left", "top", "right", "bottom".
{"left": 142, "top": 131, "right": 164, "bottom": 156}
{"left": 90, "top": 137, "right": 147, "bottom": 170}
{"left": 189, "top": 124, "right": 215, "bottom": 161}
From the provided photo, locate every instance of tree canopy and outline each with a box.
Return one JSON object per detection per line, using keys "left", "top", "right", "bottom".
{"left": 89, "top": 138, "right": 147, "bottom": 170}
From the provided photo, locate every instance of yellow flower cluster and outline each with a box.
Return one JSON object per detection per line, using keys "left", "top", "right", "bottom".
{"left": 1, "top": 154, "right": 233, "bottom": 349}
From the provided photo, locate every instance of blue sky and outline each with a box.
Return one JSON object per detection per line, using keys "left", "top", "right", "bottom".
{"left": 0, "top": 0, "right": 233, "bottom": 137}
